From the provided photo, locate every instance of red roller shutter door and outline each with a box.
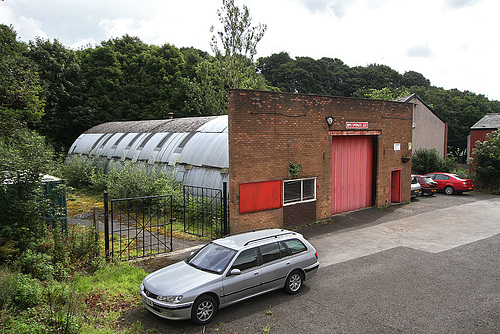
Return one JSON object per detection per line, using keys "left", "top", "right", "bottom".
{"left": 332, "top": 136, "right": 373, "bottom": 214}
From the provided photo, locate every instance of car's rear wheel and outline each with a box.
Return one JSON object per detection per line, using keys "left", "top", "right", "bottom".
{"left": 191, "top": 294, "right": 217, "bottom": 325}
{"left": 444, "top": 186, "right": 454, "bottom": 195}
{"left": 284, "top": 270, "right": 303, "bottom": 294}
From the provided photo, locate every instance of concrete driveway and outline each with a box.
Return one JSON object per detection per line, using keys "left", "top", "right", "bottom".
{"left": 306, "top": 193, "right": 500, "bottom": 266}
{"left": 131, "top": 192, "right": 500, "bottom": 333}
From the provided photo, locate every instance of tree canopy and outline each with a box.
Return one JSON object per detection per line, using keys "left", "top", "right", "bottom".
{"left": 3, "top": 19, "right": 500, "bottom": 156}
{"left": 0, "top": 24, "right": 44, "bottom": 134}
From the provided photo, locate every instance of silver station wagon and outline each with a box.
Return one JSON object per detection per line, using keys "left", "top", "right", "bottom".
{"left": 139, "top": 228, "right": 319, "bottom": 324}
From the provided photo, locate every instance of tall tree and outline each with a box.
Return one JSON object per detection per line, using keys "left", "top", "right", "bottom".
{"left": 0, "top": 24, "right": 44, "bottom": 134}
{"left": 402, "top": 71, "right": 430, "bottom": 88}
{"left": 27, "top": 37, "right": 87, "bottom": 151}
{"left": 210, "top": 0, "right": 268, "bottom": 91}
{"left": 179, "top": 48, "right": 228, "bottom": 116}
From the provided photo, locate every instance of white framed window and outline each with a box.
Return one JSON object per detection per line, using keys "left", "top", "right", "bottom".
{"left": 283, "top": 177, "right": 316, "bottom": 205}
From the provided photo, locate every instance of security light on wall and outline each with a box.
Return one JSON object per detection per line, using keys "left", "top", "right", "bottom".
{"left": 325, "top": 117, "right": 334, "bottom": 127}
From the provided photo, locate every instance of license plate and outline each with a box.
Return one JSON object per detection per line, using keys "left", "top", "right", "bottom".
{"left": 431, "top": 189, "right": 437, "bottom": 192}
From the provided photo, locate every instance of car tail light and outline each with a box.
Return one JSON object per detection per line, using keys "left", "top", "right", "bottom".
{"left": 315, "top": 252, "right": 318, "bottom": 259}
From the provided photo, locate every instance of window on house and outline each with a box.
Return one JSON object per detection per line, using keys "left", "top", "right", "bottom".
{"left": 283, "top": 178, "right": 316, "bottom": 205}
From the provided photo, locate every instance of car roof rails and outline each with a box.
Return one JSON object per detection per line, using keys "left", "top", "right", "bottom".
{"left": 222, "top": 227, "right": 277, "bottom": 238}
{"left": 243, "top": 231, "right": 297, "bottom": 246}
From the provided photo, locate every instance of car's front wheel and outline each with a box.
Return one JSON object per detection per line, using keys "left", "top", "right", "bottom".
{"left": 444, "top": 185, "right": 454, "bottom": 195}
{"left": 191, "top": 294, "right": 217, "bottom": 325}
{"left": 284, "top": 270, "right": 303, "bottom": 294}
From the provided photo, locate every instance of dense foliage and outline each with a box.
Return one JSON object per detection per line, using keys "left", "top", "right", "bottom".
{"left": 411, "top": 148, "right": 457, "bottom": 175}
{"left": 2, "top": 21, "right": 498, "bottom": 156}
{"left": 471, "top": 131, "right": 500, "bottom": 193}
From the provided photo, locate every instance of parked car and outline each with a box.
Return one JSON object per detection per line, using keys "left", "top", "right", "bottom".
{"left": 411, "top": 175, "right": 422, "bottom": 198}
{"left": 424, "top": 172, "right": 474, "bottom": 195}
{"left": 412, "top": 174, "right": 438, "bottom": 195}
{"left": 139, "top": 228, "right": 319, "bottom": 325}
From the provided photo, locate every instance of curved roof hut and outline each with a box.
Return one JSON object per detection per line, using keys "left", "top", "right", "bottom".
{"left": 68, "top": 115, "right": 228, "bottom": 189}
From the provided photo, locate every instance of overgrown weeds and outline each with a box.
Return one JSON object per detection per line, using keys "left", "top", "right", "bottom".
{"left": 1, "top": 262, "right": 146, "bottom": 334}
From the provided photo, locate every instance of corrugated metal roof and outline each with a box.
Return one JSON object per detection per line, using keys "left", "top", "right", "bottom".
{"left": 68, "top": 115, "right": 229, "bottom": 189}
{"left": 84, "top": 116, "right": 222, "bottom": 134}
{"left": 471, "top": 113, "right": 500, "bottom": 129}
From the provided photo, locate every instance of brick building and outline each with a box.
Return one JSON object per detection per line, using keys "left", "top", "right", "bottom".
{"left": 228, "top": 89, "right": 413, "bottom": 232}
{"left": 468, "top": 113, "right": 500, "bottom": 172}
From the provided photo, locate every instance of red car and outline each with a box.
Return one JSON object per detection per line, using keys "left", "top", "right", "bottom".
{"left": 424, "top": 172, "right": 474, "bottom": 195}
{"left": 412, "top": 174, "right": 438, "bottom": 195}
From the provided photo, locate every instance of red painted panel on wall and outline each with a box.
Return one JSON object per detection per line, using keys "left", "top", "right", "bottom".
{"left": 331, "top": 136, "right": 373, "bottom": 214}
{"left": 239, "top": 180, "right": 283, "bottom": 214}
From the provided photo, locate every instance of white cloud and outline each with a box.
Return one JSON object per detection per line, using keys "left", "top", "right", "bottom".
{"left": 16, "top": 16, "right": 47, "bottom": 40}
{"left": 407, "top": 45, "right": 434, "bottom": 59}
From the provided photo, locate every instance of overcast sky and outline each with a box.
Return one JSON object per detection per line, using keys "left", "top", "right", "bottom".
{"left": 1, "top": 0, "right": 499, "bottom": 101}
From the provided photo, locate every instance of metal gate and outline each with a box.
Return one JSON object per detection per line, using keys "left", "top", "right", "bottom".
{"left": 183, "top": 182, "right": 228, "bottom": 239}
{"left": 104, "top": 193, "right": 174, "bottom": 261}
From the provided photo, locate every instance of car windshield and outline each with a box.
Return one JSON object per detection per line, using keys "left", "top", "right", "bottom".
{"left": 422, "top": 176, "right": 434, "bottom": 183}
{"left": 186, "top": 243, "right": 236, "bottom": 275}
{"left": 411, "top": 177, "right": 419, "bottom": 184}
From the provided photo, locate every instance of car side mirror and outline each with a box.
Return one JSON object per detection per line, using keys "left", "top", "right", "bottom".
{"left": 230, "top": 268, "right": 241, "bottom": 276}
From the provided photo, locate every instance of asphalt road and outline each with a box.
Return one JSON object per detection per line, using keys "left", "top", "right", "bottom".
{"left": 127, "top": 192, "right": 500, "bottom": 333}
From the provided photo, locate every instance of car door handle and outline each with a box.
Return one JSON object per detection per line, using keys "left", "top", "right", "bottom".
{"left": 253, "top": 271, "right": 259, "bottom": 275}
{"left": 285, "top": 261, "right": 291, "bottom": 265}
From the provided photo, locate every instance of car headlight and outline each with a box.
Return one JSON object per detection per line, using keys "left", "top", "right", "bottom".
{"left": 156, "top": 295, "right": 183, "bottom": 303}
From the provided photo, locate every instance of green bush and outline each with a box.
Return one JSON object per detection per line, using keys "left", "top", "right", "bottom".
{"left": 451, "top": 167, "right": 471, "bottom": 179}
{"left": 89, "top": 170, "right": 108, "bottom": 194}
{"left": 63, "top": 154, "right": 104, "bottom": 188}
{"left": 3, "top": 309, "right": 48, "bottom": 334}
{"left": 0, "top": 267, "right": 18, "bottom": 309}
{"left": 471, "top": 131, "right": 500, "bottom": 193}
{"left": 11, "top": 222, "right": 102, "bottom": 281}
{"left": 105, "top": 161, "right": 181, "bottom": 200}
{"left": 43, "top": 282, "right": 82, "bottom": 334}
{"left": 14, "top": 249, "right": 55, "bottom": 281}
{"left": 0, "top": 127, "right": 61, "bottom": 260}
{"left": 412, "top": 148, "right": 456, "bottom": 175}
{"left": 15, "top": 274, "right": 43, "bottom": 309}
{"left": 0, "top": 268, "right": 42, "bottom": 309}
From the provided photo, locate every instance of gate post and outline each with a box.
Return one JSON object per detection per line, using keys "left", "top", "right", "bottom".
{"left": 223, "top": 182, "right": 228, "bottom": 236}
{"left": 103, "top": 191, "right": 110, "bottom": 261}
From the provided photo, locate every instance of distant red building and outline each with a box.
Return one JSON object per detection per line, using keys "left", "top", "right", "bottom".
{"left": 468, "top": 113, "right": 500, "bottom": 172}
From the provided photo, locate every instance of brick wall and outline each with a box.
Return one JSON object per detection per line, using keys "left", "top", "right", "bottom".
{"left": 228, "top": 89, "right": 413, "bottom": 233}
